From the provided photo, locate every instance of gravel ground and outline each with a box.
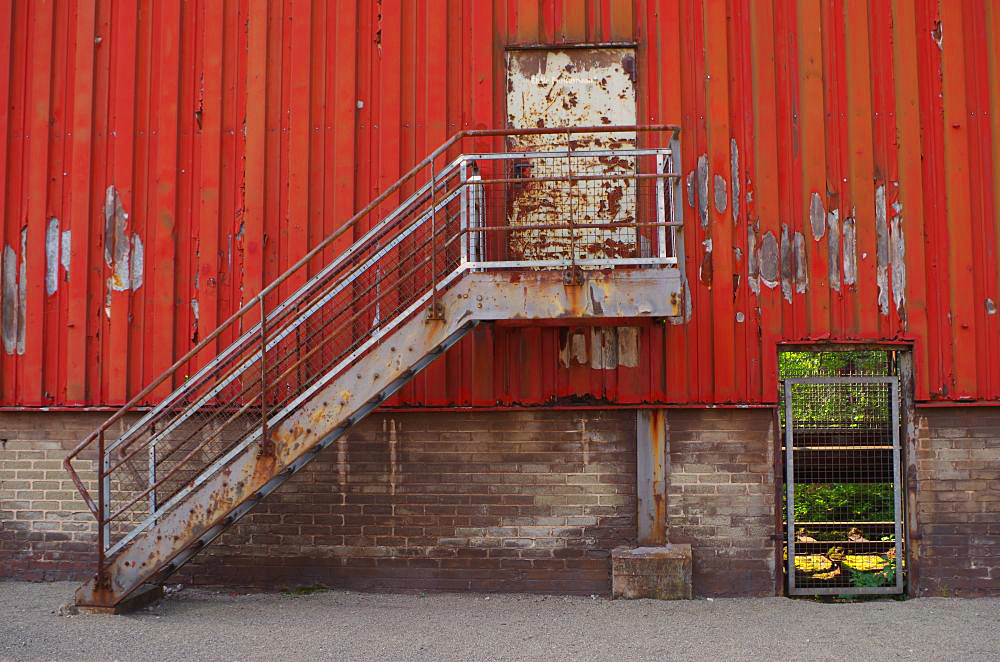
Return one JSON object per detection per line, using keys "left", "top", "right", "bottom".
{"left": 1, "top": 580, "right": 998, "bottom": 662}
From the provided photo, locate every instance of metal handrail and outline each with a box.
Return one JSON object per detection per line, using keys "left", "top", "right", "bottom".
{"left": 63, "top": 124, "right": 681, "bottom": 573}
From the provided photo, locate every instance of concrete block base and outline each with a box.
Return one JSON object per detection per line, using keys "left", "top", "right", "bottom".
{"left": 612, "top": 545, "right": 692, "bottom": 600}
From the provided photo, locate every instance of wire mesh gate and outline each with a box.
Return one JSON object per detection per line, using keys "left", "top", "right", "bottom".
{"left": 783, "top": 376, "right": 904, "bottom": 595}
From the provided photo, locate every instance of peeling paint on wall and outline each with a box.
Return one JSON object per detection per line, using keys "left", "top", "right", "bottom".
{"left": 696, "top": 154, "right": 708, "bottom": 228}
{"left": 131, "top": 235, "right": 144, "bottom": 291}
{"left": 559, "top": 326, "right": 638, "bottom": 369}
{"left": 713, "top": 174, "right": 727, "bottom": 214}
{"left": 842, "top": 210, "right": 857, "bottom": 286}
{"left": 103, "top": 185, "right": 143, "bottom": 298}
{"left": 590, "top": 327, "right": 617, "bottom": 369}
{"left": 686, "top": 170, "right": 695, "bottom": 209}
{"left": 17, "top": 229, "right": 26, "bottom": 355}
{"left": 759, "top": 231, "right": 779, "bottom": 290}
{"left": 875, "top": 185, "right": 890, "bottom": 315}
{"left": 60, "top": 229, "right": 71, "bottom": 280}
{"left": 104, "top": 186, "right": 130, "bottom": 291}
{"left": 45, "top": 218, "right": 60, "bottom": 296}
{"left": 190, "top": 298, "right": 200, "bottom": 343}
{"left": 809, "top": 192, "right": 825, "bottom": 241}
{"left": 827, "top": 209, "right": 841, "bottom": 291}
{"left": 617, "top": 326, "right": 639, "bottom": 368}
{"left": 890, "top": 200, "right": 906, "bottom": 322}
{"left": 730, "top": 139, "right": 740, "bottom": 221}
{"left": 747, "top": 223, "right": 760, "bottom": 294}
{"left": 793, "top": 232, "right": 808, "bottom": 294}
{"left": 559, "top": 328, "right": 589, "bottom": 367}
{"left": 699, "top": 238, "right": 713, "bottom": 286}
{"left": 987, "top": 299, "right": 997, "bottom": 315}
{"left": 2, "top": 244, "right": 17, "bottom": 354}
{"left": 780, "top": 225, "right": 792, "bottom": 302}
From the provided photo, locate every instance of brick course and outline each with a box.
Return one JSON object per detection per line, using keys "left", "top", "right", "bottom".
{"left": 912, "top": 408, "right": 1000, "bottom": 596}
{"left": 665, "top": 409, "right": 778, "bottom": 597}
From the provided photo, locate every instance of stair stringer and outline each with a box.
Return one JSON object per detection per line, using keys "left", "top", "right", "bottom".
{"left": 75, "top": 267, "right": 681, "bottom": 607}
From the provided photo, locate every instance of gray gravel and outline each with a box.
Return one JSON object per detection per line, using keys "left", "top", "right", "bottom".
{"left": 1, "top": 580, "right": 998, "bottom": 662}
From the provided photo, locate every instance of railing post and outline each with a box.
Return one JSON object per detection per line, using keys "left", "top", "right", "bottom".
{"left": 459, "top": 158, "right": 468, "bottom": 267}
{"left": 147, "top": 429, "right": 157, "bottom": 516}
{"left": 428, "top": 156, "right": 441, "bottom": 320}
{"left": 669, "top": 133, "right": 683, "bottom": 263}
{"left": 656, "top": 150, "right": 667, "bottom": 260}
{"left": 259, "top": 298, "right": 269, "bottom": 453}
{"left": 97, "top": 430, "right": 108, "bottom": 584}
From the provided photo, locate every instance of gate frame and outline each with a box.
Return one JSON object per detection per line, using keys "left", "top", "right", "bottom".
{"left": 784, "top": 375, "right": 905, "bottom": 596}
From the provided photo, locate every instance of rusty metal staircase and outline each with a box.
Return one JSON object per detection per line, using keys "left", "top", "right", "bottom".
{"left": 64, "top": 126, "right": 683, "bottom": 608}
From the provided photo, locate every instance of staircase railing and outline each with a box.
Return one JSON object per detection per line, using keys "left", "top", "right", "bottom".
{"left": 63, "top": 125, "right": 681, "bottom": 577}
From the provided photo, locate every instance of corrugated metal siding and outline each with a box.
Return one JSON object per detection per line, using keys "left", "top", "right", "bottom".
{"left": 1, "top": 0, "right": 998, "bottom": 407}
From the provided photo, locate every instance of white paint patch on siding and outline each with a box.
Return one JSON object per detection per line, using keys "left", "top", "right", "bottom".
{"left": 130, "top": 235, "right": 144, "bottom": 291}
{"left": 759, "top": 231, "right": 779, "bottom": 290}
{"left": 17, "top": 228, "right": 26, "bottom": 355}
{"left": 842, "top": 209, "right": 857, "bottom": 286}
{"left": 875, "top": 185, "right": 890, "bottom": 315}
{"left": 713, "top": 174, "right": 727, "bottom": 214}
{"left": 809, "top": 192, "right": 825, "bottom": 241}
{"left": 617, "top": 326, "right": 639, "bottom": 368}
{"left": 747, "top": 223, "right": 760, "bottom": 295}
{"left": 827, "top": 209, "right": 841, "bottom": 291}
{"left": 730, "top": 139, "right": 740, "bottom": 222}
{"left": 2, "top": 244, "right": 17, "bottom": 354}
{"left": 696, "top": 154, "right": 709, "bottom": 228}
{"left": 60, "top": 229, "right": 71, "bottom": 281}
{"left": 890, "top": 199, "right": 906, "bottom": 322}
{"left": 780, "top": 225, "right": 792, "bottom": 302}
{"left": 793, "top": 231, "right": 808, "bottom": 294}
{"left": 46, "top": 218, "right": 60, "bottom": 296}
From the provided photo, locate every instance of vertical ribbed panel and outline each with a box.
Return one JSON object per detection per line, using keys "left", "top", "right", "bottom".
{"left": 0, "top": 0, "right": 997, "bottom": 406}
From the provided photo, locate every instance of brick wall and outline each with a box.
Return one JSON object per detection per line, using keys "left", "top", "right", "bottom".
{"left": 178, "top": 409, "right": 637, "bottom": 594}
{"left": 912, "top": 407, "right": 1000, "bottom": 596}
{"left": 665, "top": 408, "right": 778, "bottom": 597}
{"left": 2, "top": 410, "right": 635, "bottom": 594}
{"left": 0, "top": 412, "right": 106, "bottom": 581}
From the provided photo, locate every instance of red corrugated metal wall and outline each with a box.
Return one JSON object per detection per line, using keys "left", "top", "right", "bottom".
{"left": 1, "top": 0, "right": 999, "bottom": 407}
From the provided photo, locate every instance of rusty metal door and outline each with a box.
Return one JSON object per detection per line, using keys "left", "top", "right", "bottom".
{"left": 504, "top": 48, "right": 639, "bottom": 262}
{"left": 783, "top": 376, "right": 905, "bottom": 595}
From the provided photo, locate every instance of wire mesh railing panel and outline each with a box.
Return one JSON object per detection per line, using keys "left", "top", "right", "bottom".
{"left": 782, "top": 376, "right": 904, "bottom": 595}
{"left": 62, "top": 125, "right": 682, "bottom": 567}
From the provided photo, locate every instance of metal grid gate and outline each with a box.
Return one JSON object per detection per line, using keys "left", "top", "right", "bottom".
{"left": 783, "top": 376, "right": 904, "bottom": 595}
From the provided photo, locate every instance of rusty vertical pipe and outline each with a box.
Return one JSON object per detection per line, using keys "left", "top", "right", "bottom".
{"left": 637, "top": 409, "right": 667, "bottom": 545}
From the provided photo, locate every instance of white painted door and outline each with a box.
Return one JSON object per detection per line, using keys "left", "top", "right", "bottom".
{"left": 505, "top": 48, "right": 639, "bottom": 262}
